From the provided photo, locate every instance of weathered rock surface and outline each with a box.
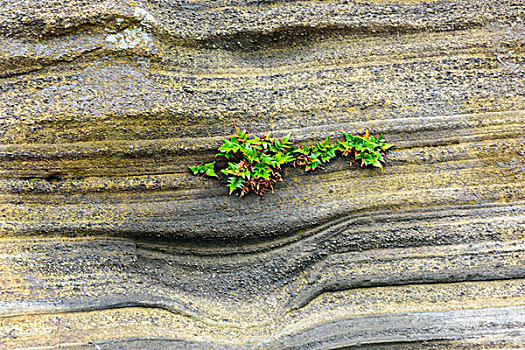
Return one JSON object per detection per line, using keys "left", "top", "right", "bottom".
{"left": 0, "top": 0, "right": 524, "bottom": 348}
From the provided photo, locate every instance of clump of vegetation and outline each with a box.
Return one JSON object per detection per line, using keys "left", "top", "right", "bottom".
{"left": 190, "top": 126, "right": 393, "bottom": 197}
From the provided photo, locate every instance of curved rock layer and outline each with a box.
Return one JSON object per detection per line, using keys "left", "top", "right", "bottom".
{"left": 1, "top": 0, "right": 524, "bottom": 348}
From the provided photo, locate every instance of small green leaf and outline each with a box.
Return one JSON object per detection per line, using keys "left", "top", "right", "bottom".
{"left": 189, "top": 165, "right": 200, "bottom": 175}
{"left": 372, "top": 160, "right": 383, "bottom": 169}
{"left": 205, "top": 168, "right": 218, "bottom": 177}
{"left": 227, "top": 176, "right": 245, "bottom": 194}
{"left": 189, "top": 161, "right": 217, "bottom": 176}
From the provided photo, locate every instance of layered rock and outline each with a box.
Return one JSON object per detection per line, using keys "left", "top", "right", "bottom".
{"left": 1, "top": 0, "right": 524, "bottom": 348}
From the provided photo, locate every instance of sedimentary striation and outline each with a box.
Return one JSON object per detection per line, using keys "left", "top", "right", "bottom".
{"left": 0, "top": 0, "right": 524, "bottom": 348}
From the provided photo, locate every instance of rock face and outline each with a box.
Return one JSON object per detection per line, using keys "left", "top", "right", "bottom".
{"left": 1, "top": 0, "right": 524, "bottom": 348}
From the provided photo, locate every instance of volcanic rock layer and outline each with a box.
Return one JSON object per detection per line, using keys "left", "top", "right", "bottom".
{"left": 1, "top": 0, "right": 524, "bottom": 348}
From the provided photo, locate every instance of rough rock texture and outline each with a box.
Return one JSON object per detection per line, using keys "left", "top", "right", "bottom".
{"left": 1, "top": 0, "right": 524, "bottom": 348}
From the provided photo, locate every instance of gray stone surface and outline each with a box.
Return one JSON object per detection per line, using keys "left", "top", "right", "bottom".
{"left": 0, "top": 0, "right": 524, "bottom": 348}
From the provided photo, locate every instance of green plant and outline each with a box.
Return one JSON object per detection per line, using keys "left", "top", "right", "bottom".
{"left": 337, "top": 130, "right": 393, "bottom": 170}
{"left": 189, "top": 161, "right": 218, "bottom": 177}
{"left": 190, "top": 126, "right": 394, "bottom": 197}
